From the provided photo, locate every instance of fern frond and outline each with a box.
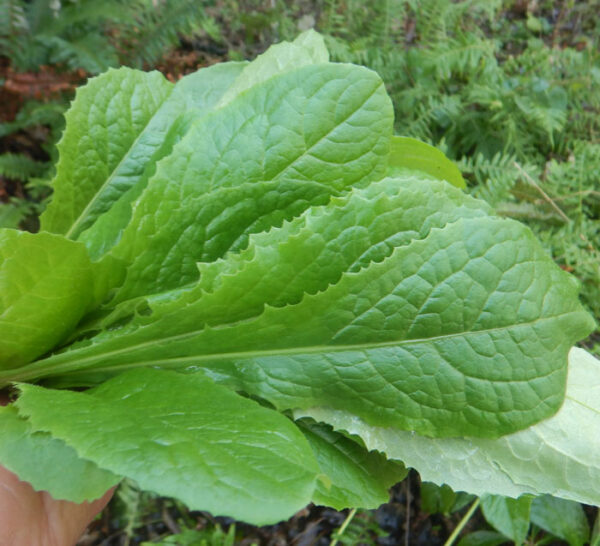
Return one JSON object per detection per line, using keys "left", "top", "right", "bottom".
{"left": 44, "top": 34, "right": 119, "bottom": 74}
{"left": 0, "top": 0, "right": 27, "bottom": 34}
{"left": 0, "top": 0, "right": 28, "bottom": 59}
{"left": 460, "top": 152, "right": 540, "bottom": 208}
{"left": 123, "top": 0, "right": 217, "bottom": 67}
{"left": 425, "top": 35, "right": 497, "bottom": 80}
{"left": 0, "top": 154, "right": 49, "bottom": 181}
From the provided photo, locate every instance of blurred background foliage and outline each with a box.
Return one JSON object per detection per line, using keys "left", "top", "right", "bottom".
{"left": 1, "top": 1, "right": 599, "bottom": 544}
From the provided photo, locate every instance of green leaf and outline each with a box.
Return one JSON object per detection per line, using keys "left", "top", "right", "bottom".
{"left": 78, "top": 62, "right": 247, "bottom": 260}
{"left": 480, "top": 495, "right": 532, "bottom": 544}
{"left": 530, "top": 495, "right": 590, "bottom": 546}
{"left": 457, "top": 530, "right": 509, "bottom": 546}
{"left": 420, "top": 482, "right": 457, "bottom": 514}
{"left": 109, "top": 61, "right": 392, "bottom": 301}
{"left": 41, "top": 63, "right": 245, "bottom": 250}
{"left": 217, "top": 29, "right": 328, "bottom": 107}
{"left": 0, "top": 405, "right": 119, "bottom": 502}
{"left": 15, "top": 368, "right": 320, "bottom": 525}
{"left": 12, "top": 178, "right": 593, "bottom": 438}
{"left": 0, "top": 203, "right": 24, "bottom": 229}
{"left": 0, "top": 229, "right": 122, "bottom": 369}
{"left": 388, "top": 136, "right": 466, "bottom": 189}
{"left": 298, "top": 420, "right": 406, "bottom": 510}
{"left": 89, "top": 176, "right": 489, "bottom": 337}
{"left": 297, "top": 348, "right": 600, "bottom": 506}
{"left": 40, "top": 68, "right": 174, "bottom": 237}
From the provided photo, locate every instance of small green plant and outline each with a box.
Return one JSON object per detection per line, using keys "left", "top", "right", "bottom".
{"left": 0, "top": 31, "right": 597, "bottom": 531}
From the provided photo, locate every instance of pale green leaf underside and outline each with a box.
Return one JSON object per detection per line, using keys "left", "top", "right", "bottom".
{"left": 15, "top": 368, "right": 319, "bottom": 525}
{"left": 388, "top": 136, "right": 466, "bottom": 189}
{"left": 19, "top": 178, "right": 594, "bottom": 438}
{"left": 298, "top": 348, "right": 600, "bottom": 506}
{"left": 299, "top": 420, "right": 407, "bottom": 510}
{"left": 0, "top": 406, "right": 119, "bottom": 502}
{"left": 0, "top": 229, "right": 121, "bottom": 369}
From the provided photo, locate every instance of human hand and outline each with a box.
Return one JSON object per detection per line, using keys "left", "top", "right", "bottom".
{"left": 0, "top": 464, "right": 114, "bottom": 546}
{"left": 0, "top": 389, "right": 115, "bottom": 546}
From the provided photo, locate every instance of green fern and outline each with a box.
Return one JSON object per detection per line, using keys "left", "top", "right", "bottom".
{"left": 0, "top": 0, "right": 217, "bottom": 74}
{"left": 0, "top": 0, "right": 28, "bottom": 55}
{"left": 0, "top": 153, "right": 48, "bottom": 180}
{"left": 122, "top": 0, "right": 219, "bottom": 68}
{"left": 331, "top": 509, "right": 387, "bottom": 545}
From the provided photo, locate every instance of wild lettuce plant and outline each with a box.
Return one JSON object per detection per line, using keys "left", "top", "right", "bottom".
{"left": 0, "top": 31, "right": 597, "bottom": 525}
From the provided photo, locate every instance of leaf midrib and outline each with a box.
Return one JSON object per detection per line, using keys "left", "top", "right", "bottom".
{"left": 64, "top": 85, "right": 173, "bottom": 240}
{"left": 34, "top": 312, "right": 581, "bottom": 383}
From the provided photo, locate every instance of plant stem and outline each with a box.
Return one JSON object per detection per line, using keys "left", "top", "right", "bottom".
{"left": 513, "top": 161, "right": 571, "bottom": 224}
{"left": 331, "top": 507, "right": 357, "bottom": 546}
{"left": 443, "top": 498, "right": 481, "bottom": 546}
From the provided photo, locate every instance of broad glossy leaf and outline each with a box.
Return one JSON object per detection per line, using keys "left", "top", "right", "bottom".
{"left": 17, "top": 180, "right": 594, "bottom": 438}
{"left": 298, "top": 420, "right": 406, "bottom": 510}
{"left": 15, "top": 368, "right": 319, "bottom": 525}
{"left": 41, "top": 63, "right": 245, "bottom": 250}
{"left": 388, "top": 136, "right": 466, "bottom": 188}
{"left": 0, "top": 406, "right": 119, "bottom": 502}
{"left": 0, "top": 174, "right": 487, "bottom": 376}
{"left": 480, "top": 494, "right": 532, "bottom": 544}
{"left": 90, "top": 176, "right": 490, "bottom": 336}
{"left": 109, "top": 62, "right": 392, "bottom": 301}
{"left": 0, "top": 229, "right": 122, "bottom": 369}
{"left": 298, "top": 348, "right": 600, "bottom": 506}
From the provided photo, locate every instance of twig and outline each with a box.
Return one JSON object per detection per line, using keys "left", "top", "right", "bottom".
{"left": 513, "top": 161, "right": 571, "bottom": 224}
{"left": 161, "top": 503, "right": 181, "bottom": 535}
{"left": 443, "top": 498, "right": 481, "bottom": 546}
{"left": 331, "top": 507, "right": 357, "bottom": 546}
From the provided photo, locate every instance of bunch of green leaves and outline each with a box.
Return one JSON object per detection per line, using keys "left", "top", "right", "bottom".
{"left": 301, "top": 0, "right": 600, "bottom": 352}
{"left": 0, "top": 31, "right": 597, "bottom": 528}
